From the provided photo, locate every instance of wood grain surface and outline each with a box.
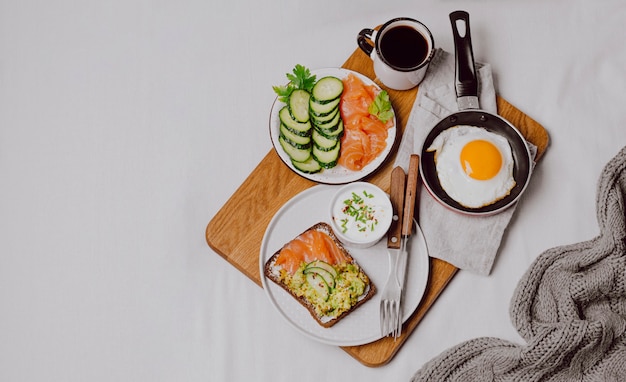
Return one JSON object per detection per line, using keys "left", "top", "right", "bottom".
{"left": 206, "top": 47, "right": 549, "bottom": 367}
{"left": 402, "top": 155, "right": 420, "bottom": 236}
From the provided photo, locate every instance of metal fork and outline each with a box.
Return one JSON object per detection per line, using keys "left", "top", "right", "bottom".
{"left": 380, "top": 156, "right": 420, "bottom": 339}
{"left": 380, "top": 166, "right": 406, "bottom": 339}
{"left": 380, "top": 238, "right": 405, "bottom": 338}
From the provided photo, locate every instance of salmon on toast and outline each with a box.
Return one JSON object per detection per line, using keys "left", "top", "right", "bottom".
{"left": 264, "top": 222, "right": 376, "bottom": 328}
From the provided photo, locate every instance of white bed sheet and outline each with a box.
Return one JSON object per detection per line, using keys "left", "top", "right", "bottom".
{"left": 1, "top": 0, "right": 625, "bottom": 381}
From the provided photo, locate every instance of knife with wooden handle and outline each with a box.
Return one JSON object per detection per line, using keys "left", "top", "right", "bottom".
{"left": 387, "top": 166, "right": 406, "bottom": 250}
{"left": 397, "top": 154, "right": 420, "bottom": 291}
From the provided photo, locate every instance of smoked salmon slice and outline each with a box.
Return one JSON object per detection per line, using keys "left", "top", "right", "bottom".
{"left": 274, "top": 227, "right": 350, "bottom": 275}
{"left": 338, "top": 74, "right": 394, "bottom": 171}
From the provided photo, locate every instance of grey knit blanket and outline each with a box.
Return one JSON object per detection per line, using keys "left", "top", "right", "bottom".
{"left": 412, "top": 146, "right": 626, "bottom": 382}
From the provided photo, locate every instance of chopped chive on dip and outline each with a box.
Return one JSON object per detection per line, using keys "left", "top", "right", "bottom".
{"left": 339, "top": 190, "right": 379, "bottom": 234}
{"left": 331, "top": 183, "right": 392, "bottom": 246}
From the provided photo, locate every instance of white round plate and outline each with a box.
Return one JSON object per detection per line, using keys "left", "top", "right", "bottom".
{"left": 259, "top": 185, "right": 429, "bottom": 347}
{"left": 269, "top": 68, "right": 397, "bottom": 185}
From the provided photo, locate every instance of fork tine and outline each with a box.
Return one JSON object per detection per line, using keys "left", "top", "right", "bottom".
{"left": 380, "top": 300, "right": 386, "bottom": 336}
{"left": 380, "top": 299, "right": 388, "bottom": 337}
{"left": 379, "top": 303, "right": 383, "bottom": 336}
{"left": 393, "top": 301, "right": 400, "bottom": 338}
{"left": 385, "top": 301, "right": 391, "bottom": 338}
{"left": 395, "top": 301, "right": 402, "bottom": 338}
{"left": 390, "top": 302, "right": 394, "bottom": 336}
{"left": 386, "top": 302, "right": 391, "bottom": 337}
{"left": 385, "top": 302, "right": 391, "bottom": 337}
{"left": 385, "top": 300, "right": 391, "bottom": 336}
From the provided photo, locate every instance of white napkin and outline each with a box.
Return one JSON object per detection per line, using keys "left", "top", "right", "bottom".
{"left": 394, "top": 48, "right": 534, "bottom": 276}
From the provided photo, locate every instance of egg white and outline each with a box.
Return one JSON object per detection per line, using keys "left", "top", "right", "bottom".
{"left": 427, "top": 125, "right": 516, "bottom": 208}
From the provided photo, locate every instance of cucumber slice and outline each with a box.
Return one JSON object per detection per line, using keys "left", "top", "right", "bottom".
{"left": 312, "top": 129, "right": 339, "bottom": 151}
{"left": 315, "top": 120, "right": 344, "bottom": 139}
{"left": 291, "top": 156, "right": 322, "bottom": 174}
{"left": 310, "top": 97, "right": 340, "bottom": 116}
{"left": 305, "top": 260, "right": 338, "bottom": 279}
{"left": 279, "top": 135, "right": 311, "bottom": 163}
{"left": 279, "top": 106, "right": 311, "bottom": 135}
{"left": 280, "top": 123, "right": 311, "bottom": 146}
{"left": 311, "top": 107, "right": 339, "bottom": 125}
{"left": 313, "top": 141, "right": 340, "bottom": 168}
{"left": 311, "top": 76, "right": 344, "bottom": 102}
{"left": 279, "top": 133, "right": 312, "bottom": 150}
{"left": 304, "top": 267, "right": 336, "bottom": 289}
{"left": 314, "top": 110, "right": 341, "bottom": 131}
{"left": 306, "top": 272, "right": 330, "bottom": 301}
{"left": 289, "top": 89, "right": 311, "bottom": 123}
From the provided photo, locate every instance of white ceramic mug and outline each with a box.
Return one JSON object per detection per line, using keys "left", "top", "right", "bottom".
{"left": 358, "top": 18, "right": 435, "bottom": 90}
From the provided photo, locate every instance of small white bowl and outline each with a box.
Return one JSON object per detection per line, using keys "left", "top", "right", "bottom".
{"left": 328, "top": 182, "right": 393, "bottom": 249}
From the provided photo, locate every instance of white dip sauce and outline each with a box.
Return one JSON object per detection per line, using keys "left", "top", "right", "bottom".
{"left": 331, "top": 185, "right": 390, "bottom": 242}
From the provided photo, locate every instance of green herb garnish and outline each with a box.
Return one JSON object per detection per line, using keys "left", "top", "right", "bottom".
{"left": 368, "top": 90, "right": 393, "bottom": 123}
{"left": 272, "top": 64, "right": 317, "bottom": 103}
{"left": 340, "top": 190, "right": 379, "bottom": 233}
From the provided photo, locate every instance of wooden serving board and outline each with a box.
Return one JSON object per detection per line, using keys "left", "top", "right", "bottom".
{"left": 206, "top": 48, "right": 549, "bottom": 367}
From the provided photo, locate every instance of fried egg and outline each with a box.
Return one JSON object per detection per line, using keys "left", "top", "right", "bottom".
{"left": 426, "top": 125, "right": 516, "bottom": 208}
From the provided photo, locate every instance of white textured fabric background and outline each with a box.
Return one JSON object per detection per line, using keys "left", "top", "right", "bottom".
{"left": 1, "top": 1, "right": 625, "bottom": 381}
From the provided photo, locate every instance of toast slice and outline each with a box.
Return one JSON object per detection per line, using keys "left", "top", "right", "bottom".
{"left": 264, "top": 222, "right": 376, "bottom": 328}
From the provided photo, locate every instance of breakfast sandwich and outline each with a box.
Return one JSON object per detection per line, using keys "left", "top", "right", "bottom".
{"left": 264, "top": 222, "right": 376, "bottom": 328}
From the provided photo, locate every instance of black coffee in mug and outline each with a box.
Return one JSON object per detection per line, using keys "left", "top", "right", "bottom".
{"left": 379, "top": 25, "right": 429, "bottom": 69}
{"left": 357, "top": 17, "right": 434, "bottom": 89}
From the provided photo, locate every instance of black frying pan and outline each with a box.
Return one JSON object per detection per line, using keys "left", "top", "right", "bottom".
{"left": 419, "top": 10, "right": 533, "bottom": 216}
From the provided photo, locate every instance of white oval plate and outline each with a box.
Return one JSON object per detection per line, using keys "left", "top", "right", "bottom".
{"left": 269, "top": 68, "right": 397, "bottom": 185}
{"left": 259, "top": 185, "right": 429, "bottom": 347}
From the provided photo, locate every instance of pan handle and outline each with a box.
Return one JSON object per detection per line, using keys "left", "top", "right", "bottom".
{"left": 450, "top": 11, "right": 478, "bottom": 102}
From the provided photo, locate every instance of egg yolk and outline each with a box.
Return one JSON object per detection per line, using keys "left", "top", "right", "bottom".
{"left": 460, "top": 140, "right": 502, "bottom": 180}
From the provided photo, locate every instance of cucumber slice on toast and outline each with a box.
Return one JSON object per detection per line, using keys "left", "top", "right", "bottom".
{"left": 305, "top": 260, "right": 338, "bottom": 279}
{"left": 305, "top": 272, "right": 330, "bottom": 301}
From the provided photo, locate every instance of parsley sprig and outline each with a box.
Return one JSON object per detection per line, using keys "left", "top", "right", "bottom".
{"left": 272, "top": 64, "right": 317, "bottom": 103}
{"left": 368, "top": 90, "right": 393, "bottom": 123}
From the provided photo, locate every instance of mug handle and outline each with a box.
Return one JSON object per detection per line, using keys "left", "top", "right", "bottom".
{"left": 357, "top": 28, "right": 375, "bottom": 56}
